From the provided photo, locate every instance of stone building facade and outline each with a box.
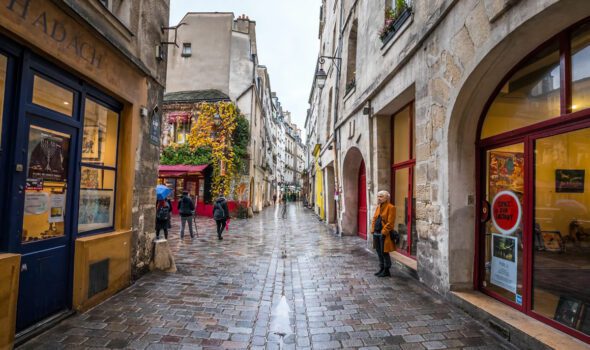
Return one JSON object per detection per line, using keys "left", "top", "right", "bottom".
{"left": 307, "top": 0, "right": 590, "bottom": 347}
{"left": 165, "top": 13, "right": 299, "bottom": 213}
{"left": 0, "top": 0, "right": 169, "bottom": 346}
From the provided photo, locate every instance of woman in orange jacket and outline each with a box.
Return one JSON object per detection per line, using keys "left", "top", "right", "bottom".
{"left": 371, "top": 190, "right": 396, "bottom": 277}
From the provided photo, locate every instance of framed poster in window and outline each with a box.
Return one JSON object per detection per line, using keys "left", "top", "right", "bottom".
{"left": 82, "top": 126, "right": 101, "bottom": 161}
{"left": 555, "top": 169, "right": 585, "bottom": 193}
{"left": 554, "top": 296, "right": 583, "bottom": 328}
{"left": 78, "top": 189, "right": 114, "bottom": 232}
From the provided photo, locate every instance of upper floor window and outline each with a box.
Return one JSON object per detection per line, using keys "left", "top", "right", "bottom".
{"left": 380, "top": 0, "right": 412, "bottom": 43}
{"left": 182, "top": 43, "right": 192, "bottom": 57}
{"left": 345, "top": 20, "right": 358, "bottom": 95}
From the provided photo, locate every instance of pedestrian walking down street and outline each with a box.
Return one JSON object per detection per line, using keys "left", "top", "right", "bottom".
{"left": 213, "top": 194, "right": 229, "bottom": 240}
{"left": 371, "top": 190, "right": 396, "bottom": 277}
{"left": 178, "top": 191, "right": 195, "bottom": 239}
{"left": 166, "top": 194, "right": 173, "bottom": 229}
{"left": 272, "top": 193, "right": 277, "bottom": 205}
{"left": 281, "top": 193, "right": 287, "bottom": 219}
{"left": 155, "top": 199, "right": 171, "bottom": 240}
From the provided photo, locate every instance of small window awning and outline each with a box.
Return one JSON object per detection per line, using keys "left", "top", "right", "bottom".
{"left": 159, "top": 164, "right": 209, "bottom": 177}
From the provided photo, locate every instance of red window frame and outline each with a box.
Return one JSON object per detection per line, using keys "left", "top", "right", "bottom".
{"left": 475, "top": 22, "right": 590, "bottom": 344}
{"left": 391, "top": 101, "right": 416, "bottom": 259}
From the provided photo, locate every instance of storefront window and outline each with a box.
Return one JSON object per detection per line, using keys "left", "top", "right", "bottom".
{"left": 391, "top": 104, "right": 416, "bottom": 257}
{"left": 32, "top": 75, "right": 74, "bottom": 116}
{"left": 393, "top": 106, "right": 410, "bottom": 164}
{"left": 78, "top": 98, "right": 119, "bottom": 233}
{"left": 482, "top": 42, "right": 561, "bottom": 139}
{"left": 572, "top": 23, "right": 590, "bottom": 112}
{"left": 22, "top": 126, "right": 70, "bottom": 242}
{"left": 0, "top": 54, "right": 6, "bottom": 143}
{"left": 533, "top": 128, "right": 590, "bottom": 335}
{"left": 483, "top": 143, "right": 525, "bottom": 304}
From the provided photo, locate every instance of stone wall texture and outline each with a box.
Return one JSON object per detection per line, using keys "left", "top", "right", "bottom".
{"left": 310, "top": 0, "right": 590, "bottom": 294}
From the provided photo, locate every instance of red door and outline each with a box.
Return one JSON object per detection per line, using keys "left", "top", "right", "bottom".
{"left": 358, "top": 161, "right": 367, "bottom": 239}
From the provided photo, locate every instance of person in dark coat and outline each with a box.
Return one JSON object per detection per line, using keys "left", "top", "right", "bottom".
{"left": 213, "top": 194, "right": 229, "bottom": 240}
{"left": 178, "top": 191, "right": 195, "bottom": 239}
{"left": 155, "top": 199, "right": 171, "bottom": 239}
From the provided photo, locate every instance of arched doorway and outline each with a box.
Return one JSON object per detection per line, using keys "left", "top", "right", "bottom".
{"left": 341, "top": 147, "right": 365, "bottom": 236}
{"left": 357, "top": 160, "right": 367, "bottom": 239}
{"left": 473, "top": 20, "right": 590, "bottom": 343}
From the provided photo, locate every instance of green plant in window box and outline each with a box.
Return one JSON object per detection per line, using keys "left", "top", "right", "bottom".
{"left": 379, "top": 0, "right": 412, "bottom": 42}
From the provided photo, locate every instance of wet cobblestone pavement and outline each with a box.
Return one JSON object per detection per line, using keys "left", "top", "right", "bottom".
{"left": 21, "top": 204, "right": 513, "bottom": 349}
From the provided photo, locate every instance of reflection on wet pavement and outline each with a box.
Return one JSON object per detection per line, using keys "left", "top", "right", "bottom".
{"left": 22, "top": 203, "right": 512, "bottom": 349}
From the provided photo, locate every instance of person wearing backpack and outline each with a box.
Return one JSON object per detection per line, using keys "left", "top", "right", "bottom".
{"left": 156, "top": 199, "right": 171, "bottom": 239}
{"left": 213, "top": 194, "right": 229, "bottom": 240}
{"left": 178, "top": 191, "right": 195, "bottom": 239}
{"left": 371, "top": 190, "right": 397, "bottom": 277}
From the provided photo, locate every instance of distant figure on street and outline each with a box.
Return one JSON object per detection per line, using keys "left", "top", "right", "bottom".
{"left": 155, "top": 199, "right": 171, "bottom": 240}
{"left": 371, "top": 190, "right": 396, "bottom": 277}
{"left": 272, "top": 193, "right": 277, "bottom": 205}
{"left": 213, "top": 194, "right": 229, "bottom": 240}
{"left": 281, "top": 193, "right": 287, "bottom": 219}
{"left": 178, "top": 191, "right": 195, "bottom": 239}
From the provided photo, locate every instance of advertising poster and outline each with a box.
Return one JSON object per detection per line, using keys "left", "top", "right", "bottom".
{"left": 24, "top": 192, "right": 49, "bottom": 215}
{"left": 491, "top": 233, "right": 518, "bottom": 294}
{"left": 488, "top": 151, "right": 524, "bottom": 196}
{"left": 48, "top": 193, "right": 66, "bottom": 223}
{"left": 78, "top": 189, "right": 114, "bottom": 232}
{"left": 27, "top": 126, "right": 70, "bottom": 182}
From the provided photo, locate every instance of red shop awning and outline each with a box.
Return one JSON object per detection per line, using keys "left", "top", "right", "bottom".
{"left": 166, "top": 112, "right": 192, "bottom": 124}
{"left": 159, "top": 164, "right": 209, "bottom": 177}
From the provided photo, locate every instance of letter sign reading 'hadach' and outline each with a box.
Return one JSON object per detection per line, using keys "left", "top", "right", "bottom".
{"left": 491, "top": 190, "right": 522, "bottom": 235}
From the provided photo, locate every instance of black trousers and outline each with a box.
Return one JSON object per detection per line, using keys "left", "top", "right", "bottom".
{"left": 216, "top": 219, "right": 227, "bottom": 236}
{"left": 375, "top": 235, "right": 391, "bottom": 269}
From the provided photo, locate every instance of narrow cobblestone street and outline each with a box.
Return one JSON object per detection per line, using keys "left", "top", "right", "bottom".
{"left": 21, "top": 204, "right": 512, "bottom": 350}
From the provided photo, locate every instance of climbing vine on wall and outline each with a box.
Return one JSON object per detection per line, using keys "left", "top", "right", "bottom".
{"left": 187, "top": 102, "right": 246, "bottom": 196}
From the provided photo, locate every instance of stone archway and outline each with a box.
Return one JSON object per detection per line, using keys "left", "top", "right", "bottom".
{"left": 341, "top": 147, "right": 365, "bottom": 235}
{"left": 445, "top": 1, "right": 590, "bottom": 290}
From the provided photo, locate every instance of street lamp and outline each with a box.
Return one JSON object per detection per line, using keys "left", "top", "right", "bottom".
{"left": 315, "top": 67, "right": 327, "bottom": 89}
{"left": 315, "top": 56, "right": 341, "bottom": 90}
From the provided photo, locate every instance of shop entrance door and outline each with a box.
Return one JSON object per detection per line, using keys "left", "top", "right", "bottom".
{"left": 358, "top": 160, "right": 367, "bottom": 239}
{"left": 14, "top": 117, "right": 76, "bottom": 332}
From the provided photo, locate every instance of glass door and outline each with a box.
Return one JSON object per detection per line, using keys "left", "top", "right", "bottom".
{"left": 481, "top": 142, "right": 526, "bottom": 309}
{"left": 15, "top": 118, "right": 76, "bottom": 332}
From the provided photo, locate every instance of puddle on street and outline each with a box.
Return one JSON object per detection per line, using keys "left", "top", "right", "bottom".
{"left": 269, "top": 295, "right": 292, "bottom": 348}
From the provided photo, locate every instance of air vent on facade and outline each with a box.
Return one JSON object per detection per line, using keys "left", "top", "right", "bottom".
{"left": 88, "top": 259, "right": 109, "bottom": 298}
{"left": 488, "top": 319, "right": 510, "bottom": 341}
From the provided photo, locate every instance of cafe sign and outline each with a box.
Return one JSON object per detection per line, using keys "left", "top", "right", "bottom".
{"left": 491, "top": 190, "right": 522, "bottom": 235}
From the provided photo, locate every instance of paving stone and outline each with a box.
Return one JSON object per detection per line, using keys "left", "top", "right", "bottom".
{"left": 20, "top": 207, "right": 511, "bottom": 350}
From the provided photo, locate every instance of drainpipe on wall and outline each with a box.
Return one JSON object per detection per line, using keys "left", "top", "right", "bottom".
{"left": 367, "top": 99, "right": 374, "bottom": 239}
{"left": 333, "top": 0, "right": 345, "bottom": 237}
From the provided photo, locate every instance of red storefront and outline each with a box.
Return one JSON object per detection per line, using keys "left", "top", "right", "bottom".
{"left": 158, "top": 164, "right": 210, "bottom": 216}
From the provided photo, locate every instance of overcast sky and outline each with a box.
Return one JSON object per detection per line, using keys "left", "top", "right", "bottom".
{"left": 169, "top": 0, "right": 320, "bottom": 133}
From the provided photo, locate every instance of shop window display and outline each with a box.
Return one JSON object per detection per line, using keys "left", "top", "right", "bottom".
{"left": 391, "top": 104, "right": 416, "bottom": 257}
{"left": 78, "top": 98, "right": 119, "bottom": 233}
{"left": 533, "top": 128, "right": 590, "bottom": 335}
{"left": 479, "top": 20, "right": 590, "bottom": 342}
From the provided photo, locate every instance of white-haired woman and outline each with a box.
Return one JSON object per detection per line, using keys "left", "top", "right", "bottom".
{"left": 371, "top": 190, "right": 396, "bottom": 277}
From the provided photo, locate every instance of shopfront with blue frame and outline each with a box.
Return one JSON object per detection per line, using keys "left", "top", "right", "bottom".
{"left": 0, "top": 33, "right": 122, "bottom": 334}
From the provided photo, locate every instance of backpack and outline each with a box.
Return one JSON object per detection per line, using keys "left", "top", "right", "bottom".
{"left": 213, "top": 201, "right": 225, "bottom": 220}
{"left": 179, "top": 197, "right": 193, "bottom": 215}
{"left": 156, "top": 203, "right": 170, "bottom": 221}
